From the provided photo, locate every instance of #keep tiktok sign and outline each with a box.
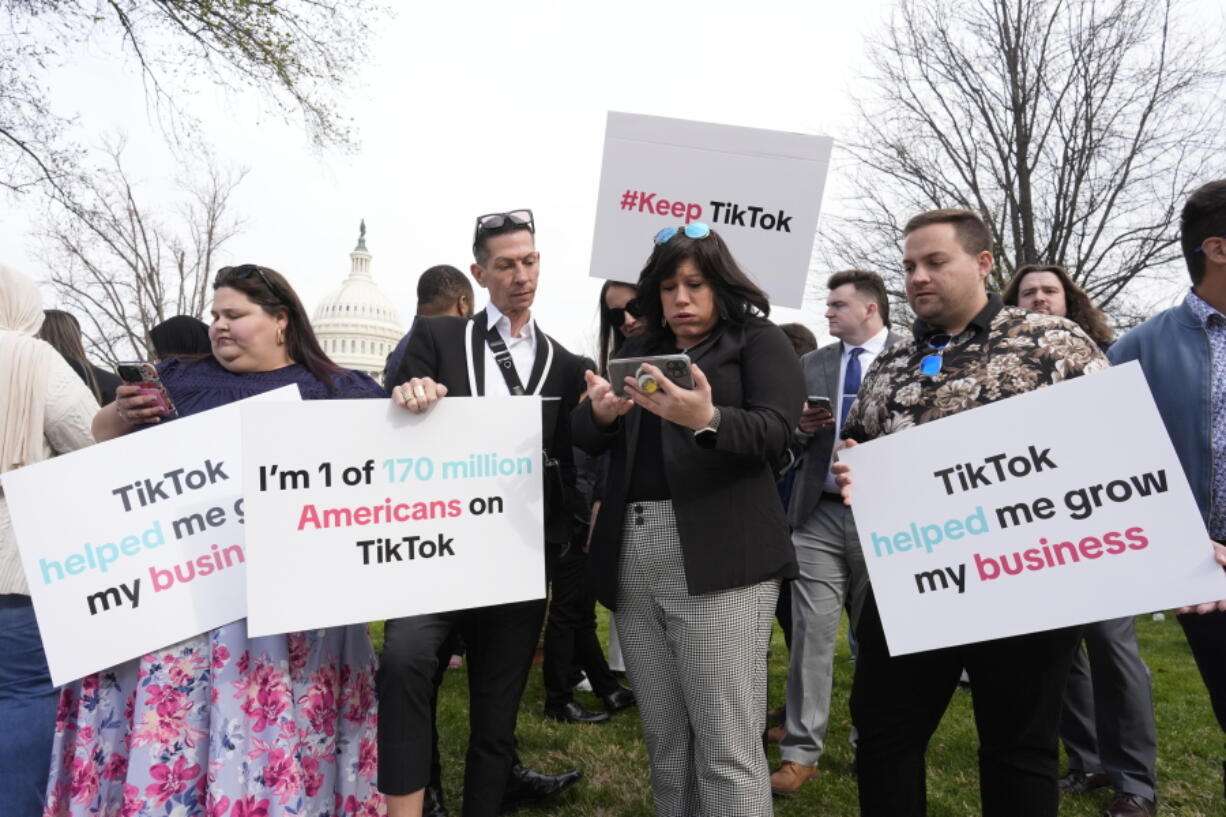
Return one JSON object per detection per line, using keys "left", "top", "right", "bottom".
{"left": 590, "top": 112, "right": 833, "bottom": 308}
{"left": 240, "top": 397, "right": 545, "bottom": 637}
{"left": 838, "top": 363, "right": 1226, "bottom": 655}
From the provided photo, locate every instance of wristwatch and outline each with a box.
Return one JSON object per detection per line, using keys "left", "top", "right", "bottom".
{"left": 694, "top": 406, "right": 722, "bottom": 448}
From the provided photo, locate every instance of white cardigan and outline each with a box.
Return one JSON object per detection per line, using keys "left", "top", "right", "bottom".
{"left": 0, "top": 334, "right": 98, "bottom": 595}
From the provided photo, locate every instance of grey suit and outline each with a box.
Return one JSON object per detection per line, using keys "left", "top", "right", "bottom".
{"left": 781, "top": 332, "right": 901, "bottom": 768}
{"left": 1061, "top": 616, "right": 1158, "bottom": 800}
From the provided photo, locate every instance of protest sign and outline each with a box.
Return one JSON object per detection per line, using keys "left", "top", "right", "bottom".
{"left": 589, "top": 111, "right": 833, "bottom": 308}
{"left": 838, "top": 363, "right": 1226, "bottom": 655}
{"left": 241, "top": 397, "right": 545, "bottom": 637}
{"left": 1, "top": 386, "right": 300, "bottom": 684}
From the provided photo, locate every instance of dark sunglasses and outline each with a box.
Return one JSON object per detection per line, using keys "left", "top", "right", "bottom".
{"left": 608, "top": 299, "right": 643, "bottom": 328}
{"left": 919, "top": 333, "right": 953, "bottom": 376}
{"left": 653, "top": 222, "right": 711, "bottom": 245}
{"left": 1194, "top": 234, "right": 1226, "bottom": 254}
{"left": 473, "top": 209, "right": 535, "bottom": 249}
{"left": 215, "top": 264, "right": 289, "bottom": 305}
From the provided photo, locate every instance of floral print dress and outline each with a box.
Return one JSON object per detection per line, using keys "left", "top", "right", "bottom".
{"left": 43, "top": 359, "right": 386, "bottom": 817}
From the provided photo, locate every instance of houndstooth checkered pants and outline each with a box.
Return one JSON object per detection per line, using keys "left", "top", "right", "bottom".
{"left": 616, "top": 500, "right": 779, "bottom": 817}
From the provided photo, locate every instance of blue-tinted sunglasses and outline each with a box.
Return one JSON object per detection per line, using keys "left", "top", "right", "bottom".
{"left": 919, "top": 333, "right": 953, "bottom": 376}
{"left": 654, "top": 222, "right": 711, "bottom": 244}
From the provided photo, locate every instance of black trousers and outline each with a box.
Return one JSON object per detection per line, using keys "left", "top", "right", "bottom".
{"left": 543, "top": 543, "right": 620, "bottom": 708}
{"left": 1178, "top": 610, "right": 1226, "bottom": 736}
{"left": 851, "top": 589, "right": 1081, "bottom": 817}
{"left": 378, "top": 598, "right": 547, "bottom": 817}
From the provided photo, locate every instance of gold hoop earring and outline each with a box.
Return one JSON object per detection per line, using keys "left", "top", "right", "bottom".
{"left": 276, "top": 327, "right": 285, "bottom": 346}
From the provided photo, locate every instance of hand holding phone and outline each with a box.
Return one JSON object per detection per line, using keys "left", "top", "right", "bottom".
{"left": 799, "top": 394, "right": 835, "bottom": 434}
{"left": 116, "top": 361, "right": 178, "bottom": 420}
{"left": 607, "top": 354, "right": 695, "bottom": 398}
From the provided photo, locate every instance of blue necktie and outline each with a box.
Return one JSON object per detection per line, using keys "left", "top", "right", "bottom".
{"left": 841, "top": 347, "right": 865, "bottom": 425}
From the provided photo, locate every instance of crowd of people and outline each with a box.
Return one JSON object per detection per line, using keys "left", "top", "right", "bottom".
{"left": 1, "top": 179, "right": 1226, "bottom": 817}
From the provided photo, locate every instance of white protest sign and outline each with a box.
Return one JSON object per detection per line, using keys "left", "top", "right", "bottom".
{"left": 839, "top": 363, "right": 1226, "bottom": 656}
{"left": 1, "top": 386, "right": 300, "bottom": 684}
{"left": 589, "top": 111, "right": 833, "bottom": 308}
{"left": 241, "top": 397, "right": 545, "bottom": 636}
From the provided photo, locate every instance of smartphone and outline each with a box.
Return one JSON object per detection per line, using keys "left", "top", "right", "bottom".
{"left": 117, "top": 361, "right": 178, "bottom": 418}
{"left": 806, "top": 395, "right": 833, "bottom": 413}
{"left": 607, "top": 354, "right": 695, "bottom": 397}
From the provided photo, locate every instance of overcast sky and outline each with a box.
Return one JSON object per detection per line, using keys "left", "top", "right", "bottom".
{"left": 5, "top": 0, "right": 1216, "bottom": 359}
{"left": 0, "top": 1, "right": 905, "bottom": 358}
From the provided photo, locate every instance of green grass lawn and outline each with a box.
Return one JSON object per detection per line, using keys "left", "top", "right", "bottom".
{"left": 371, "top": 612, "right": 1224, "bottom": 816}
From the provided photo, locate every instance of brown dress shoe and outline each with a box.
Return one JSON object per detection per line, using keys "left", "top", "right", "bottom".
{"left": 765, "top": 723, "right": 787, "bottom": 744}
{"left": 1105, "top": 793, "right": 1156, "bottom": 817}
{"left": 770, "top": 761, "right": 819, "bottom": 796}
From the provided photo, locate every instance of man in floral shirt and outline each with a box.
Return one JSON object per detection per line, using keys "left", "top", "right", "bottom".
{"left": 838, "top": 209, "right": 1107, "bottom": 817}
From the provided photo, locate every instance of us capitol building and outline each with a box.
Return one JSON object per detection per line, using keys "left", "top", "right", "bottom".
{"left": 312, "top": 221, "right": 405, "bottom": 384}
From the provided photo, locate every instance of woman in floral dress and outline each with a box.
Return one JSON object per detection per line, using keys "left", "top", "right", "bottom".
{"left": 44, "top": 265, "right": 385, "bottom": 817}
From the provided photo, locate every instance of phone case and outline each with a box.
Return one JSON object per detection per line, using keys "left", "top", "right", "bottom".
{"left": 607, "top": 354, "right": 695, "bottom": 397}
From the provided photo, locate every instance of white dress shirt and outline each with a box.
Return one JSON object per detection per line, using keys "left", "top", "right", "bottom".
{"left": 823, "top": 326, "right": 890, "bottom": 492}
{"left": 482, "top": 303, "right": 538, "bottom": 397}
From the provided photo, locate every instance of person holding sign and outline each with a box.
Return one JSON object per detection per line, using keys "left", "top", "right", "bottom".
{"left": 0, "top": 266, "right": 98, "bottom": 817}
{"left": 833, "top": 209, "right": 1107, "bottom": 817}
{"left": 1111, "top": 179, "right": 1226, "bottom": 804}
{"left": 575, "top": 224, "right": 803, "bottom": 817}
{"left": 44, "top": 265, "right": 387, "bottom": 817}
{"left": 1003, "top": 264, "right": 1159, "bottom": 817}
{"left": 382, "top": 210, "right": 586, "bottom": 817}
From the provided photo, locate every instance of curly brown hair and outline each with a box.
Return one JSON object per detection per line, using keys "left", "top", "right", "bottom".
{"left": 1001, "top": 264, "right": 1113, "bottom": 347}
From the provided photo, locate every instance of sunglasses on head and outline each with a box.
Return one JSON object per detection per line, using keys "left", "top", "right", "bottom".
{"left": 608, "top": 298, "right": 643, "bottom": 328}
{"left": 473, "top": 209, "right": 535, "bottom": 249}
{"left": 653, "top": 222, "right": 711, "bottom": 245}
{"left": 919, "top": 333, "right": 953, "bottom": 376}
{"left": 215, "top": 264, "right": 288, "bottom": 305}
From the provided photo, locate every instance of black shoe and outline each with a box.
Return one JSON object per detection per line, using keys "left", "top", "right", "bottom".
{"left": 544, "top": 700, "right": 610, "bottom": 724}
{"left": 423, "top": 784, "right": 449, "bottom": 817}
{"left": 1059, "top": 770, "right": 1111, "bottom": 794}
{"left": 499, "top": 764, "right": 582, "bottom": 813}
{"left": 601, "top": 685, "right": 636, "bottom": 713}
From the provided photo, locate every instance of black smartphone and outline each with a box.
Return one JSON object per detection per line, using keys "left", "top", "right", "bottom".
{"left": 806, "top": 395, "right": 832, "bottom": 413}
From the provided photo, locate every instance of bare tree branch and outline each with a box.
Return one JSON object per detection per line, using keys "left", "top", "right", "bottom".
{"left": 829, "top": 0, "right": 1226, "bottom": 323}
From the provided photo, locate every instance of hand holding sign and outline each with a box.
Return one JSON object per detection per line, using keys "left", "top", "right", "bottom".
{"left": 1176, "top": 542, "right": 1226, "bottom": 614}
{"left": 839, "top": 363, "right": 1226, "bottom": 655}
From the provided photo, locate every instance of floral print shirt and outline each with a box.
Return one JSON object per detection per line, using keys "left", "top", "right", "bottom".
{"left": 842, "top": 295, "right": 1108, "bottom": 443}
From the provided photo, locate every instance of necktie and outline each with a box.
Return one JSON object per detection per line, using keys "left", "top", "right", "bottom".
{"left": 841, "top": 347, "right": 865, "bottom": 426}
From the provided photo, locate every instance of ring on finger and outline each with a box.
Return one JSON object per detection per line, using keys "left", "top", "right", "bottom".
{"left": 412, "top": 384, "right": 426, "bottom": 399}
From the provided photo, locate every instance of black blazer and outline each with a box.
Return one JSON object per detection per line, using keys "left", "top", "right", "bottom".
{"left": 572, "top": 318, "right": 804, "bottom": 610}
{"left": 392, "top": 309, "right": 586, "bottom": 544}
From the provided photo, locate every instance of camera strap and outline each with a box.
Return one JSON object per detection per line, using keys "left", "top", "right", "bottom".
{"left": 463, "top": 314, "right": 555, "bottom": 397}
{"left": 483, "top": 324, "right": 527, "bottom": 396}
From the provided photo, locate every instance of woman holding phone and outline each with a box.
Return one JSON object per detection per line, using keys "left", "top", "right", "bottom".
{"left": 574, "top": 224, "right": 803, "bottom": 816}
{"left": 45, "top": 265, "right": 386, "bottom": 817}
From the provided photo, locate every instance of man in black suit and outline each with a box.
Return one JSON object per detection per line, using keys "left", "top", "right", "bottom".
{"left": 378, "top": 210, "right": 584, "bottom": 817}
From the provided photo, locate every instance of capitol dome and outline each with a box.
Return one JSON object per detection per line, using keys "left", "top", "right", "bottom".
{"left": 312, "top": 221, "right": 405, "bottom": 384}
